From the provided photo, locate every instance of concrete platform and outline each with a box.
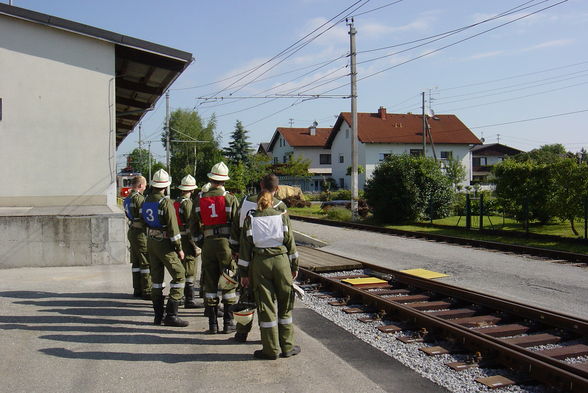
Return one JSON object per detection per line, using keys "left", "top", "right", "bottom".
{"left": 0, "top": 264, "right": 444, "bottom": 393}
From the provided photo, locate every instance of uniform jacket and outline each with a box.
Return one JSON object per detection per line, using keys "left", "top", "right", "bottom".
{"left": 230, "top": 194, "right": 287, "bottom": 249}
{"left": 237, "top": 206, "right": 299, "bottom": 279}
{"left": 141, "top": 192, "right": 183, "bottom": 252}
{"left": 190, "top": 186, "right": 239, "bottom": 250}
{"left": 124, "top": 190, "right": 146, "bottom": 226}
{"left": 174, "top": 195, "right": 193, "bottom": 234}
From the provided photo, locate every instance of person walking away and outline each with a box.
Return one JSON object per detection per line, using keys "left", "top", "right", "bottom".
{"left": 238, "top": 174, "right": 301, "bottom": 360}
{"left": 191, "top": 162, "right": 239, "bottom": 334}
{"left": 123, "top": 176, "right": 152, "bottom": 300}
{"left": 141, "top": 169, "right": 189, "bottom": 327}
{"left": 229, "top": 179, "right": 287, "bottom": 342}
{"left": 174, "top": 174, "right": 201, "bottom": 309}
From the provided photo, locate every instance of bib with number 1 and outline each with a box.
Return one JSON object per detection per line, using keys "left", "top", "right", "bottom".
{"left": 199, "top": 195, "right": 227, "bottom": 226}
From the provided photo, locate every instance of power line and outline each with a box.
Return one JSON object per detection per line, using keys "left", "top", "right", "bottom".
{"left": 442, "top": 80, "right": 588, "bottom": 112}
{"left": 315, "top": 0, "right": 567, "bottom": 96}
{"left": 470, "top": 108, "right": 588, "bottom": 129}
{"left": 205, "top": 0, "right": 368, "bottom": 99}
{"left": 349, "top": 0, "right": 403, "bottom": 18}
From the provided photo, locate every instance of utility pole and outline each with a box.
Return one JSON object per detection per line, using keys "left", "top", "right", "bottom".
{"left": 147, "top": 141, "right": 152, "bottom": 183}
{"left": 165, "top": 91, "right": 171, "bottom": 194}
{"left": 289, "top": 118, "right": 294, "bottom": 127}
{"left": 348, "top": 19, "right": 359, "bottom": 220}
{"left": 422, "top": 92, "right": 426, "bottom": 156}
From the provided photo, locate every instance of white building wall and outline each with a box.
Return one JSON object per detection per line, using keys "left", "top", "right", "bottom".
{"left": 270, "top": 134, "right": 294, "bottom": 164}
{"left": 292, "top": 147, "right": 332, "bottom": 172}
{"left": 365, "top": 144, "right": 473, "bottom": 187}
{"left": 0, "top": 15, "right": 116, "bottom": 208}
{"left": 330, "top": 120, "right": 474, "bottom": 190}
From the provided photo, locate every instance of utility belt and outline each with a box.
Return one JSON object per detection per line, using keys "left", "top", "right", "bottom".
{"left": 203, "top": 226, "right": 231, "bottom": 238}
{"left": 130, "top": 221, "right": 146, "bottom": 229}
{"left": 147, "top": 228, "right": 169, "bottom": 239}
{"left": 252, "top": 246, "right": 287, "bottom": 256}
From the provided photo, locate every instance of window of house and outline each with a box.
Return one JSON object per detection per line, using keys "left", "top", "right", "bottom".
{"left": 273, "top": 157, "right": 278, "bottom": 164}
{"left": 339, "top": 154, "right": 344, "bottom": 163}
{"left": 320, "top": 154, "right": 331, "bottom": 164}
{"left": 345, "top": 128, "right": 349, "bottom": 139}
{"left": 410, "top": 149, "right": 423, "bottom": 157}
{"left": 440, "top": 151, "right": 453, "bottom": 160}
{"left": 378, "top": 153, "right": 391, "bottom": 162}
{"left": 283, "top": 155, "right": 287, "bottom": 163}
{"left": 339, "top": 178, "right": 345, "bottom": 188}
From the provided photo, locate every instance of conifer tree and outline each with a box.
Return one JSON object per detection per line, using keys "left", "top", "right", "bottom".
{"left": 224, "top": 120, "right": 252, "bottom": 165}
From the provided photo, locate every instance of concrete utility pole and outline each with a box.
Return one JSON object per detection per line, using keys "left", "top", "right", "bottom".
{"left": 422, "top": 92, "right": 426, "bottom": 156}
{"left": 165, "top": 91, "right": 171, "bottom": 194}
{"left": 348, "top": 19, "right": 359, "bottom": 220}
{"left": 147, "top": 141, "right": 152, "bottom": 183}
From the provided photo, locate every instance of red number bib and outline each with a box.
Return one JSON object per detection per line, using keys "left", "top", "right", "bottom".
{"left": 199, "top": 195, "right": 227, "bottom": 226}
{"left": 173, "top": 201, "right": 183, "bottom": 227}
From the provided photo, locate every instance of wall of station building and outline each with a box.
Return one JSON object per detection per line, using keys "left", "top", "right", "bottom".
{"left": 0, "top": 14, "right": 117, "bottom": 208}
{"left": 0, "top": 15, "right": 126, "bottom": 268}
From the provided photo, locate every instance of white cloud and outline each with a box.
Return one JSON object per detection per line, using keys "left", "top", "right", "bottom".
{"left": 523, "top": 39, "right": 573, "bottom": 51}
{"left": 467, "top": 50, "right": 505, "bottom": 60}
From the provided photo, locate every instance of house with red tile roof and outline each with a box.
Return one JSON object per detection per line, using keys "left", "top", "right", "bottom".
{"left": 327, "top": 107, "right": 482, "bottom": 189}
{"left": 267, "top": 123, "right": 335, "bottom": 191}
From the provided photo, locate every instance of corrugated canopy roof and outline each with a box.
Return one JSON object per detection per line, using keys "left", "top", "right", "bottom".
{"left": 0, "top": 4, "right": 194, "bottom": 147}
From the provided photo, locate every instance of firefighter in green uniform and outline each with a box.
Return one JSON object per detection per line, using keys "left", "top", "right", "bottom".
{"left": 141, "top": 169, "right": 189, "bottom": 327}
{"left": 238, "top": 174, "right": 301, "bottom": 360}
{"left": 174, "top": 174, "right": 201, "bottom": 309}
{"left": 229, "top": 178, "right": 287, "bottom": 342}
{"left": 123, "top": 176, "right": 152, "bottom": 300}
{"left": 191, "top": 162, "right": 240, "bottom": 334}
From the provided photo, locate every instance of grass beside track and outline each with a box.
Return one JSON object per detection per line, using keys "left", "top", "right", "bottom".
{"left": 288, "top": 206, "right": 588, "bottom": 255}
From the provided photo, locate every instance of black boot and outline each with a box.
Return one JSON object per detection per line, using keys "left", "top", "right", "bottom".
{"left": 184, "top": 283, "right": 200, "bottom": 309}
{"left": 222, "top": 304, "right": 236, "bottom": 334}
{"left": 163, "top": 299, "right": 189, "bottom": 327}
{"left": 234, "top": 331, "right": 248, "bottom": 342}
{"left": 152, "top": 295, "right": 165, "bottom": 326}
{"left": 206, "top": 306, "right": 218, "bottom": 334}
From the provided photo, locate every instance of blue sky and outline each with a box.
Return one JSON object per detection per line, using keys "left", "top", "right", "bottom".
{"left": 9, "top": 0, "right": 588, "bottom": 170}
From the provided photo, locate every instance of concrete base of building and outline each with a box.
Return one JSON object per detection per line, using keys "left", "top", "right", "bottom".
{"left": 0, "top": 205, "right": 127, "bottom": 269}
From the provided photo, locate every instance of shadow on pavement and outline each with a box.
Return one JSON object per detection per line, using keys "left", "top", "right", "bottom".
{"left": 39, "top": 347, "right": 252, "bottom": 363}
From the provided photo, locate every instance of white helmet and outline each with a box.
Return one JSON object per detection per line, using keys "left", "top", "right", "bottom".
{"left": 218, "top": 269, "right": 238, "bottom": 291}
{"left": 151, "top": 169, "right": 171, "bottom": 188}
{"left": 178, "top": 174, "right": 198, "bottom": 191}
{"left": 234, "top": 308, "right": 255, "bottom": 325}
{"left": 207, "top": 162, "right": 230, "bottom": 181}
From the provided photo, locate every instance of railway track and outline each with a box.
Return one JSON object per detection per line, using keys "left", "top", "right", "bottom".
{"left": 297, "top": 246, "right": 588, "bottom": 392}
{"left": 291, "top": 215, "right": 588, "bottom": 264}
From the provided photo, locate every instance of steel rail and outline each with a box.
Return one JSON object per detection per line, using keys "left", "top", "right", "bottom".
{"left": 291, "top": 215, "right": 588, "bottom": 263}
{"left": 299, "top": 262, "right": 588, "bottom": 392}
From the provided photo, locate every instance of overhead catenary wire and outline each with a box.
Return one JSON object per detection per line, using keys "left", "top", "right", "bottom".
{"left": 313, "top": 0, "right": 568, "bottom": 97}
{"left": 203, "top": 0, "right": 369, "bottom": 99}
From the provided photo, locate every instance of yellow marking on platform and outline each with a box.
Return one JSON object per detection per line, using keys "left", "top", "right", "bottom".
{"left": 400, "top": 269, "right": 448, "bottom": 279}
{"left": 341, "top": 277, "right": 387, "bottom": 286}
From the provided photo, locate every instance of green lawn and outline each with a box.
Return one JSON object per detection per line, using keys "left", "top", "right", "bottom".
{"left": 288, "top": 206, "right": 588, "bottom": 255}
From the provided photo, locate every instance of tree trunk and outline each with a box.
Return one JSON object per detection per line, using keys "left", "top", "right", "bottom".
{"left": 570, "top": 218, "right": 579, "bottom": 236}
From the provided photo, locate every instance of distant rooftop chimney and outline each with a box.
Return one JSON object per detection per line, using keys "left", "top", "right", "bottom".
{"left": 309, "top": 120, "right": 318, "bottom": 136}
{"left": 378, "top": 106, "right": 387, "bottom": 120}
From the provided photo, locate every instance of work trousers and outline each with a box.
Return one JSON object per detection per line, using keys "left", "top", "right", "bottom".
{"left": 147, "top": 237, "right": 185, "bottom": 301}
{"left": 180, "top": 235, "right": 198, "bottom": 285}
{"left": 128, "top": 227, "right": 152, "bottom": 296}
{"left": 201, "top": 237, "right": 237, "bottom": 307}
{"left": 251, "top": 253, "right": 295, "bottom": 357}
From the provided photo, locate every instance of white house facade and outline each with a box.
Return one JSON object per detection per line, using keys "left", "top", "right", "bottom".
{"left": 327, "top": 107, "right": 482, "bottom": 190}
{"left": 267, "top": 125, "right": 334, "bottom": 192}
